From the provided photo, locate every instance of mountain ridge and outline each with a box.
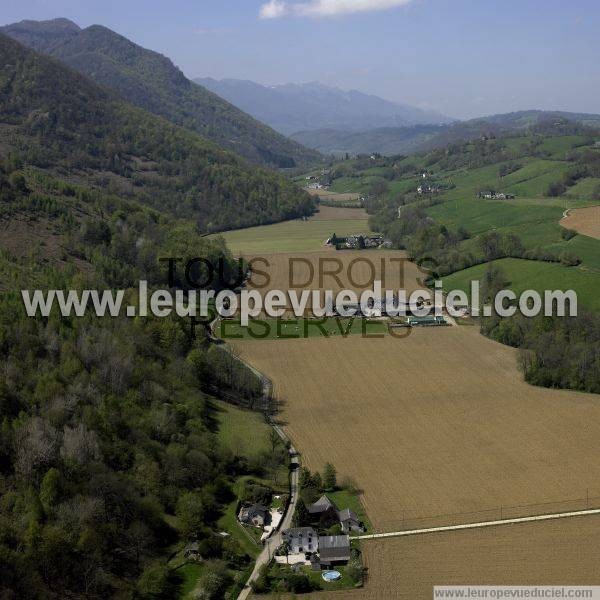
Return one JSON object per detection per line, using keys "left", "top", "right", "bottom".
{"left": 0, "top": 32, "right": 314, "bottom": 233}
{"left": 1, "top": 18, "right": 320, "bottom": 169}
{"left": 196, "top": 77, "right": 454, "bottom": 136}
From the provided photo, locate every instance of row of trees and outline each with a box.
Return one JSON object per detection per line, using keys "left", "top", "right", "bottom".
{"left": 480, "top": 265, "right": 600, "bottom": 393}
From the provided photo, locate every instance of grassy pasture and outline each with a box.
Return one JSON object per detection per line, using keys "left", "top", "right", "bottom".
{"left": 566, "top": 177, "right": 600, "bottom": 198}
{"left": 442, "top": 258, "right": 600, "bottom": 311}
{"left": 214, "top": 400, "right": 273, "bottom": 459}
{"left": 216, "top": 317, "right": 388, "bottom": 341}
{"left": 212, "top": 206, "right": 369, "bottom": 254}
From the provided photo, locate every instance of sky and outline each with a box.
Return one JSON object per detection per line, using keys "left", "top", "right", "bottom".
{"left": 2, "top": 0, "right": 599, "bottom": 119}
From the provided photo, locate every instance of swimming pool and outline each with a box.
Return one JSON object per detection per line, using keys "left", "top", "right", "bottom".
{"left": 322, "top": 570, "right": 342, "bottom": 582}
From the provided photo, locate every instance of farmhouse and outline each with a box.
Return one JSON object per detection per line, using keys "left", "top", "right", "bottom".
{"left": 417, "top": 184, "right": 440, "bottom": 195}
{"left": 283, "top": 527, "right": 318, "bottom": 554}
{"left": 337, "top": 508, "right": 363, "bottom": 533}
{"left": 344, "top": 234, "right": 385, "bottom": 249}
{"left": 318, "top": 535, "right": 351, "bottom": 567}
{"left": 238, "top": 503, "right": 270, "bottom": 527}
{"left": 308, "top": 495, "right": 339, "bottom": 519}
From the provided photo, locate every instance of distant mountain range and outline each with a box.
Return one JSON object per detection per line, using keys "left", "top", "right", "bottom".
{"left": 291, "top": 110, "right": 600, "bottom": 156}
{"left": 1, "top": 19, "right": 319, "bottom": 168}
{"left": 196, "top": 78, "right": 454, "bottom": 136}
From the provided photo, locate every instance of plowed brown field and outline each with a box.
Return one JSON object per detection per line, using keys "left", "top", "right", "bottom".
{"left": 246, "top": 250, "right": 428, "bottom": 314}
{"left": 235, "top": 327, "right": 600, "bottom": 532}
{"left": 561, "top": 205, "right": 600, "bottom": 240}
{"left": 281, "top": 515, "right": 600, "bottom": 599}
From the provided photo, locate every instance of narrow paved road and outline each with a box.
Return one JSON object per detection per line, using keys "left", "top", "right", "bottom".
{"left": 357, "top": 507, "right": 600, "bottom": 541}
{"left": 237, "top": 453, "right": 299, "bottom": 600}
{"left": 233, "top": 353, "right": 300, "bottom": 600}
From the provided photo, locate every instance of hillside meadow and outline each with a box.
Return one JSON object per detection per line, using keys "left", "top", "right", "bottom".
{"left": 442, "top": 257, "right": 600, "bottom": 311}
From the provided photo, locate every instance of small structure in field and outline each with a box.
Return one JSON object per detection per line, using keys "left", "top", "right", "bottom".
{"left": 478, "top": 191, "right": 516, "bottom": 200}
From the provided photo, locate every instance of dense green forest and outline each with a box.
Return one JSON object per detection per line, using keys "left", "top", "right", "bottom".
{"left": 0, "top": 33, "right": 305, "bottom": 599}
{"left": 1, "top": 19, "right": 321, "bottom": 169}
{"left": 0, "top": 34, "right": 315, "bottom": 233}
{"left": 0, "top": 152, "right": 293, "bottom": 598}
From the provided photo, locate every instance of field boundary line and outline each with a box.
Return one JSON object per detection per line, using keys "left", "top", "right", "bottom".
{"left": 358, "top": 507, "right": 600, "bottom": 541}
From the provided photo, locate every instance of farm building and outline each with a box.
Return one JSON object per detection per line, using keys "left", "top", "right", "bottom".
{"left": 337, "top": 508, "right": 363, "bottom": 533}
{"left": 407, "top": 315, "right": 447, "bottom": 327}
{"left": 308, "top": 495, "right": 339, "bottom": 518}
{"left": 417, "top": 184, "right": 440, "bottom": 195}
{"left": 477, "top": 191, "right": 516, "bottom": 200}
{"left": 283, "top": 527, "right": 318, "bottom": 554}
{"left": 318, "top": 535, "right": 351, "bottom": 567}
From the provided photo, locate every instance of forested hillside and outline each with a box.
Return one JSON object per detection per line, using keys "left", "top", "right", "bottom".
{"left": 0, "top": 34, "right": 314, "bottom": 233}
{"left": 0, "top": 33, "right": 297, "bottom": 600}
{"left": 0, "top": 167, "right": 287, "bottom": 597}
{"left": 1, "top": 19, "right": 320, "bottom": 169}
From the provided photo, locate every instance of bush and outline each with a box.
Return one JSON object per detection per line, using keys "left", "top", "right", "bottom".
{"left": 561, "top": 228, "right": 577, "bottom": 241}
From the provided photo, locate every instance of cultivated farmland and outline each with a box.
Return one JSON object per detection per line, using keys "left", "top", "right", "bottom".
{"left": 234, "top": 327, "right": 600, "bottom": 532}
{"left": 561, "top": 205, "right": 600, "bottom": 240}
{"left": 245, "top": 249, "right": 428, "bottom": 315}
{"left": 305, "top": 189, "right": 362, "bottom": 203}
{"left": 289, "top": 515, "right": 600, "bottom": 599}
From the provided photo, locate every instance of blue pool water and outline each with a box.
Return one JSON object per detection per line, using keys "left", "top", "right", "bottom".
{"left": 322, "top": 570, "right": 342, "bottom": 582}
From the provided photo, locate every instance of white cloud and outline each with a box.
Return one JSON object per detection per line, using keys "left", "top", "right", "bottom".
{"left": 259, "top": 0, "right": 415, "bottom": 19}
{"left": 260, "top": 0, "right": 289, "bottom": 18}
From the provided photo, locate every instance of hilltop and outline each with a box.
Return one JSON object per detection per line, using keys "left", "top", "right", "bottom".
{"left": 291, "top": 111, "right": 600, "bottom": 156}
{"left": 1, "top": 19, "right": 320, "bottom": 169}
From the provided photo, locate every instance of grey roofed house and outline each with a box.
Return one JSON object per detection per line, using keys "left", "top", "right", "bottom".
{"left": 184, "top": 542, "right": 200, "bottom": 559}
{"left": 337, "top": 508, "right": 363, "bottom": 533}
{"left": 308, "top": 495, "right": 338, "bottom": 515}
{"left": 282, "top": 527, "right": 318, "bottom": 554}
{"left": 238, "top": 503, "right": 270, "bottom": 528}
{"left": 318, "top": 535, "right": 351, "bottom": 565}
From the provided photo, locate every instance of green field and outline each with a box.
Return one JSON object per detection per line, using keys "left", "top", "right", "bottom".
{"left": 216, "top": 317, "right": 389, "bottom": 341}
{"left": 211, "top": 216, "right": 369, "bottom": 254}
{"left": 442, "top": 258, "right": 600, "bottom": 312}
{"left": 215, "top": 400, "right": 274, "bottom": 459}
